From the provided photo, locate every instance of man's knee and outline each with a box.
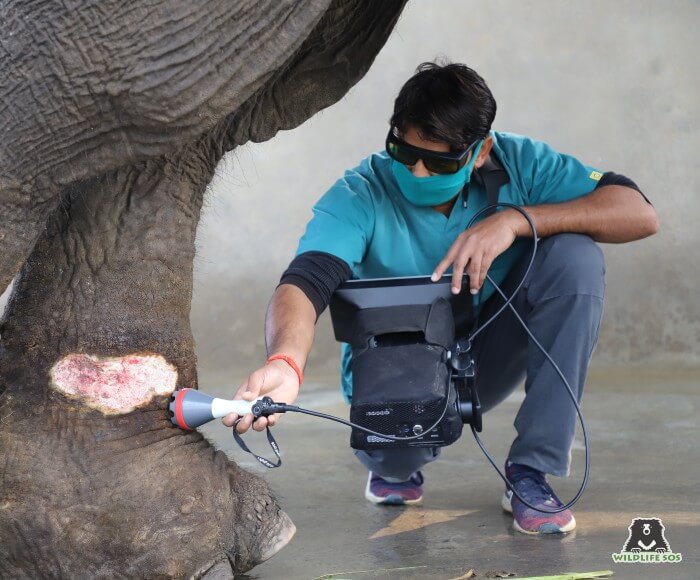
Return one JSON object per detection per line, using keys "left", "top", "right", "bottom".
{"left": 527, "top": 234, "right": 605, "bottom": 301}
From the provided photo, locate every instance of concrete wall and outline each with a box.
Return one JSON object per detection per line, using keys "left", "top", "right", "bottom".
{"left": 2, "top": 1, "right": 697, "bottom": 381}
{"left": 190, "top": 0, "right": 699, "bottom": 379}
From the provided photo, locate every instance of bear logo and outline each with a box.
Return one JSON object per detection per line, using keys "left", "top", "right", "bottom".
{"left": 622, "top": 517, "right": 671, "bottom": 553}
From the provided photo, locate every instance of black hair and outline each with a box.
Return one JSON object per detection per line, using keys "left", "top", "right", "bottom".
{"left": 390, "top": 61, "right": 497, "bottom": 151}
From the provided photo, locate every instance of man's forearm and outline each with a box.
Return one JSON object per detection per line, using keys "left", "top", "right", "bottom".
{"left": 508, "top": 185, "right": 659, "bottom": 243}
{"left": 265, "top": 284, "right": 317, "bottom": 369}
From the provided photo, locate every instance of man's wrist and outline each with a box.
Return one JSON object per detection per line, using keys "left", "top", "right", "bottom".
{"left": 502, "top": 207, "right": 531, "bottom": 237}
{"left": 266, "top": 354, "right": 304, "bottom": 386}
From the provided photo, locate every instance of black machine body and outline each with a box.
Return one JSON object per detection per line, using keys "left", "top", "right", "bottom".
{"left": 329, "top": 274, "right": 481, "bottom": 451}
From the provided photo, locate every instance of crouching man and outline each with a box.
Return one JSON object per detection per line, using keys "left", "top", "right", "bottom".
{"left": 224, "top": 62, "right": 658, "bottom": 534}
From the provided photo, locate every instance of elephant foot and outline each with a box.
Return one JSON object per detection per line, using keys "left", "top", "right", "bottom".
{"left": 230, "top": 478, "right": 297, "bottom": 573}
{"left": 0, "top": 361, "right": 295, "bottom": 578}
{"left": 198, "top": 559, "right": 235, "bottom": 580}
{"left": 260, "top": 510, "right": 296, "bottom": 562}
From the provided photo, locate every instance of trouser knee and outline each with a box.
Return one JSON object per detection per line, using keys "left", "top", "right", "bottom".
{"left": 527, "top": 234, "right": 605, "bottom": 302}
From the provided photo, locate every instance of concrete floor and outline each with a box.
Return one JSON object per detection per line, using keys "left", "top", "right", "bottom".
{"left": 199, "top": 366, "right": 699, "bottom": 580}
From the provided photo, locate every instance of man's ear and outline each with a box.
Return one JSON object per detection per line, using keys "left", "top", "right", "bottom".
{"left": 474, "top": 136, "right": 494, "bottom": 169}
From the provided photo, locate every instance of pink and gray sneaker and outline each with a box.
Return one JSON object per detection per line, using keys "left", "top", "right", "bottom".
{"left": 365, "top": 471, "right": 424, "bottom": 505}
{"left": 501, "top": 461, "right": 576, "bottom": 534}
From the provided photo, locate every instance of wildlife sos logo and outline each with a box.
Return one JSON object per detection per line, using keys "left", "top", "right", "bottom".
{"left": 611, "top": 517, "right": 682, "bottom": 564}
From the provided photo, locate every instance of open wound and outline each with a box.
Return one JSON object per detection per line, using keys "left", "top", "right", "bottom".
{"left": 50, "top": 353, "right": 178, "bottom": 414}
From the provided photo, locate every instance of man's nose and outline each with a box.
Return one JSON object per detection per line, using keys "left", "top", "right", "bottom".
{"left": 411, "top": 159, "right": 432, "bottom": 178}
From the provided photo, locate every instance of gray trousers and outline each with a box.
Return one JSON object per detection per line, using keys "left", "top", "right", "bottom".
{"left": 354, "top": 233, "right": 605, "bottom": 479}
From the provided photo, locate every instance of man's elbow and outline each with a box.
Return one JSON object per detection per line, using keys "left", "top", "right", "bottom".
{"left": 636, "top": 202, "right": 660, "bottom": 239}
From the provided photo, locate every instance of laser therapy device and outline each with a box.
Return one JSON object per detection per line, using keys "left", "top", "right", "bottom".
{"left": 170, "top": 205, "right": 590, "bottom": 512}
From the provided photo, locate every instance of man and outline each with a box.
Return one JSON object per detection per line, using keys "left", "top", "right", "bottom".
{"left": 223, "top": 62, "right": 659, "bottom": 534}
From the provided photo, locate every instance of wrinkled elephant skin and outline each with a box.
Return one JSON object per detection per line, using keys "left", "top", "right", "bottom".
{"left": 0, "top": 0, "right": 407, "bottom": 577}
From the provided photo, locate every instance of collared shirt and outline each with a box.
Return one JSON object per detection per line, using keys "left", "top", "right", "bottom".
{"left": 295, "top": 131, "right": 603, "bottom": 401}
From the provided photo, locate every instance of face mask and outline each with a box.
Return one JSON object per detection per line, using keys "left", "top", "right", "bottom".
{"left": 391, "top": 140, "right": 484, "bottom": 207}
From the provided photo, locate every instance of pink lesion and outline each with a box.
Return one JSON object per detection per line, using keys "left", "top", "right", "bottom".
{"left": 50, "top": 353, "right": 178, "bottom": 413}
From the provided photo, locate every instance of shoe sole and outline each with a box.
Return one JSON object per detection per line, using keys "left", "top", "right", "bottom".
{"left": 501, "top": 492, "right": 576, "bottom": 534}
{"left": 365, "top": 476, "right": 423, "bottom": 506}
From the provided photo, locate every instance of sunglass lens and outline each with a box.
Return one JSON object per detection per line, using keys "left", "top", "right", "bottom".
{"left": 387, "top": 142, "right": 419, "bottom": 166}
{"left": 424, "top": 157, "right": 460, "bottom": 174}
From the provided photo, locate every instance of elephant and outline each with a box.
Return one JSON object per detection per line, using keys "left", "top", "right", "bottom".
{"left": 0, "top": 0, "right": 407, "bottom": 577}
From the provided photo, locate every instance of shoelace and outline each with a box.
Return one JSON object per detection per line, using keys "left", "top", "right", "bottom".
{"left": 508, "top": 470, "right": 562, "bottom": 507}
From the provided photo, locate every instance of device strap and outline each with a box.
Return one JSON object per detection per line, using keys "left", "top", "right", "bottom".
{"left": 232, "top": 421, "right": 282, "bottom": 469}
{"left": 472, "top": 152, "right": 509, "bottom": 216}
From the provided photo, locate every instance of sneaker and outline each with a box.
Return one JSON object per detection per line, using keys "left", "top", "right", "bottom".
{"left": 365, "top": 471, "right": 424, "bottom": 505}
{"left": 501, "top": 462, "right": 576, "bottom": 534}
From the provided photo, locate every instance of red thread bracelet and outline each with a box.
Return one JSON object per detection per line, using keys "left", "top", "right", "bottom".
{"left": 266, "top": 354, "right": 304, "bottom": 386}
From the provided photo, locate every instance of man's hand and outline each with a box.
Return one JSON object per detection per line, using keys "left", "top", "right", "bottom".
{"left": 432, "top": 209, "right": 525, "bottom": 294}
{"left": 221, "top": 360, "right": 300, "bottom": 433}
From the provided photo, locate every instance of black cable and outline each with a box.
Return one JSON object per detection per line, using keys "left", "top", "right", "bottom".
{"left": 466, "top": 203, "right": 538, "bottom": 342}
{"left": 463, "top": 203, "right": 589, "bottom": 513}
{"left": 470, "top": 273, "right": 590, "bottom": 513}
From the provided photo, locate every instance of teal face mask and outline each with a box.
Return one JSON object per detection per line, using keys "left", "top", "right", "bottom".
{"left": 391, "top": 140, "right": 484, "bottom": 207}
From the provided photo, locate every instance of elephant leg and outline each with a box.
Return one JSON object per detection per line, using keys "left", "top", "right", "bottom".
{"left": 0, "top": 0, "right": 409, "bottom": 575}
{"left": 0, "top": 173, "right": 61, "bottom": 296}
{"left": 0, "top": 137, "right": 294, "bottom": 578}
{"left": 0, "top": 0, "right": 335, "bottom": 190}
{"left": 0, "top": 0, "right": 405, "bottom": 299}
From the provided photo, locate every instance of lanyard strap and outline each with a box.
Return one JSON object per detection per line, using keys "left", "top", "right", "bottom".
{"left": 232, "top": 420, "right": 282, "bottom": 469}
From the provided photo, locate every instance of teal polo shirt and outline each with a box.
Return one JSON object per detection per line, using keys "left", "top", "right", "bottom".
{"left": 295, "top": 131, "right": 603, "bottom": 402}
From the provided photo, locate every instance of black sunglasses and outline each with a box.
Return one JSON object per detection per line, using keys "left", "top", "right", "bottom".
{"left": 385, "top": 129, "right": 480, "bottom": 175}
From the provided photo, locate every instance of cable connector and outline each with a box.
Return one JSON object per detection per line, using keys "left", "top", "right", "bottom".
{"left": 251, "top": 397, "right": 291, "bottom": 418}
{"left": 451, "top": 338, "right": 475, "bottom": 378}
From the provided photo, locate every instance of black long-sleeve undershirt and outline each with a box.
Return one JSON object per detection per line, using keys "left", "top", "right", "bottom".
{"left": 280, "top": 171, "right": 648, "bottom": 316}
{"left": 279, "top": 251, "right": 352, "bottom": 318}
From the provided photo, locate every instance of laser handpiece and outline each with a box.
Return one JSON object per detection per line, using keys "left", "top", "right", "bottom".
{"left": 168, "top": 388, "right": 284, "bottom": 430}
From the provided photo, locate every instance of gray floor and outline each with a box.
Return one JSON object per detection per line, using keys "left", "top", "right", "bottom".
{"left": 199, "top": 366, "right": 699, "bottom": 580}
